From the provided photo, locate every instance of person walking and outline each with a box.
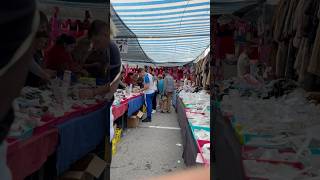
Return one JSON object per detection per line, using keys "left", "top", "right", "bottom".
{"left": 138, "top": 68, "right": 155, "bottom": 122}
{"left": 149, "top": 67, "right": 157, "bottom": 113}
{"left": 157, "top": 75, "right": 165, "bottom": 112}
{"left": 163, "top": 70, "right": 175, "bottom": 113}
{"left": 152, "top": 74, "right": 158, "bottom": 113}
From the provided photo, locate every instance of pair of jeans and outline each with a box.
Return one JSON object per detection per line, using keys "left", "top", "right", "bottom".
{"left": 145, "top": 93, "right": 154, "bottom": 120}
{"left": 152, "top": 91, "right": 157, "bottom": 110}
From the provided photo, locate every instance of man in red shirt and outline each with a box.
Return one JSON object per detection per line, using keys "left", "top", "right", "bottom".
{"left": 45, "top": 34, "right": 76, "bottom": 74}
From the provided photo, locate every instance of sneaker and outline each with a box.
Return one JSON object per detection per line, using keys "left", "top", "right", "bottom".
{"left": 142, "top": 118, "right": 151, "bottom": 122}
{"left": 152, "top": 110, "right": 156, "bottom": 114}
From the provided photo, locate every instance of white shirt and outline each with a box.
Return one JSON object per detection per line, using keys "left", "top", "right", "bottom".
{"left": 153, "top": 80, "right": 158, "bottom": 92}
{"left": 110, "top": 106, "right": 114, "bottom": 142}
{"left": 237, "top": 52, "right": 250, "bottom": 78}
{"left": 144, "top": 73, "right": 155, "bottom": 94}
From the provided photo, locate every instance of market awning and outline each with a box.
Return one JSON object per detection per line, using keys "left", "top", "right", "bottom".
{"left": 111, "top": 0, "right": 210, "bottom": 64}
{"left": 38, "top": 0, "right": 107, "bottom": 20}
{"left": 111, "top": 6, "right": 154, "bottom": 64}
{"left": 212, "top": 0, "right": 279, "bottom": 15}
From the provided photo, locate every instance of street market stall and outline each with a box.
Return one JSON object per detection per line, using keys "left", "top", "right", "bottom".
{"left": 213, "top": 0, "right": 320, "bottom": 179}
{"left": 6, "top": 80, "right": 144, "bottom": 179}
{"left": 176, "top": 90, "right": 210, "bottom": 167}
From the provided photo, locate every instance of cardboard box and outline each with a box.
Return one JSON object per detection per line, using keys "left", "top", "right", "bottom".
{"left": 136, "top": 111, "right": 144, "bottom": 119}
{"left": 127, "top": 116, "right": 139, "bottom": 128}
{"left": 59, "top": 154, "right": 106, "bottom": 180}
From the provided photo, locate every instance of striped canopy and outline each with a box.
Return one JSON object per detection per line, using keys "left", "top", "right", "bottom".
{"left": 111, "top": 0, "right": 210, "bottom": 65}
{"left": 38, "top": 0, "right": 106, "bottom": 20}
{"left": 212, "top": 0, "right": 280, "bottom": 15}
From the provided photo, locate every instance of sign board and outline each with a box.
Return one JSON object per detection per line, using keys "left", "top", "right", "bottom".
{"left": 115, "top": 39, "right": 128, "bottom": 53}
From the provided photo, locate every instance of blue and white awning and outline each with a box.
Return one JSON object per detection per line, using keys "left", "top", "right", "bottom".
{"left": 111, "top": 0, "right": 210, "bottom": 64}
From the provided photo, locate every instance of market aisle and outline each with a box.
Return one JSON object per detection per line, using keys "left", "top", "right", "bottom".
{"left": 110, "top": 110, "right": 186, "bottom": 180}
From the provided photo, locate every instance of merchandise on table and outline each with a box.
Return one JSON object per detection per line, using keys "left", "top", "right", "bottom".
{"left": 194, "top": 129, "right": 210, "bottom": 141}
{"left": 202, "top": 143, "right": 210, "bottom": 161}
{"left": 178, "top": 90, "right": 211, "bottom": 165}
{"left": 8, "top": 80, "right": 109, "bottom": 140}
{"left": 220, "top": 78, "right": 320, "bottom": 179}
{"left": 113, "top": 88, "right": 141, "bottom": 106}
{"left": 243, "top": 160, "right": 304, "bottom": 179}
{"left": 243, "top": 147, "right": 298, "bottom": 163}
{"left": 188, "top": 117, "right": 210, "bottom": 128}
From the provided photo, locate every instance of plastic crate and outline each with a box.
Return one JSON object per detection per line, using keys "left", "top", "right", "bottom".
{"left": 112, "top": 138, "right": 117, "bottom": 155}
{"left": 114, "top": 128, "right": 122, "bottom": 144}
{"left": 112, "top": 144, "right": 117, "bottom": 155}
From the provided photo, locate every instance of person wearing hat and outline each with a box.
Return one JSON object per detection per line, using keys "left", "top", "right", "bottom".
{"left": 0, "top": 1, "right": 39, "bottom": 178}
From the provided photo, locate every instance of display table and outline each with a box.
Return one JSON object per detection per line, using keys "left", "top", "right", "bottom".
{"left": 6, "top": 100, "right": 111, "bottom": 178}
{"left": 6, "top": 93, "right": 144, "bottom": 178}
{"left": 112, "top": 101, "right": 128, "bottom": 120}
{"left": 176, "top": 92, "right": 210, "bottom": 167}
{"left": 7, "top": 128, "right": 58, "bottom": 180}
{"left": 176, "top": 97, "right": 199, "bottom": 166}
{"left": 55, "top": 101, "right": 111, "bottom": 174}
{"left": 127, "top": 94, "right": 144, "bottom": 117}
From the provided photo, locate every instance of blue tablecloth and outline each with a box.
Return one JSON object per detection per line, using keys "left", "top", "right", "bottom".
{"left": 56, "top": 103, "right": 111, "bottom": 174}
{"left": 127, "top": 95, "right": 144, "bottom": 117}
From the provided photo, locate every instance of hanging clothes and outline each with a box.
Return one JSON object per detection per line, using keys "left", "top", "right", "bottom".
{"left": 294, "top": 38, "right": 306, "bottom": 76}
{"left": 303, "top": 0, "right": 320, "bottom": 43}
{"left": 201, "top": 57, "right": 208, "bottom": 87}
{"left": 281, "top": 0, "right": 299, "bottom": 39}
{"left": 273, "top": 0, "right": 291, "bottom": 42}
{"left": 275, "top": 42, "right": 288, "bottom": 78}
{"left": 298, "top": 39, "right": 312, "bottom": 83}
{"left": 308, "top": 2, "right": 320, "bottom": 76}
{"left": 206, "top": 67, "right": 211, "bottom": 87}
{"left": 292, "top": 0, "right": 309, "bottom": 48}
{"left": 269, "top": 42, "right": 279, "bottom": 76}
{"left": 284, "top": 40, "right": 296, "bottom": 79}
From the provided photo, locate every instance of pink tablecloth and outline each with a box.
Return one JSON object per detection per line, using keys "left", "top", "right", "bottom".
{"left": 7, "top": 128, "right": 59, "bottom": 180}
{"left": 112, "top": 102, "right": 128, "bottom": 120}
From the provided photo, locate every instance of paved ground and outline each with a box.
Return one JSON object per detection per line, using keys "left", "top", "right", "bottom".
{"left": 110, "top": 110, "right": 186, "bottom": 180}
